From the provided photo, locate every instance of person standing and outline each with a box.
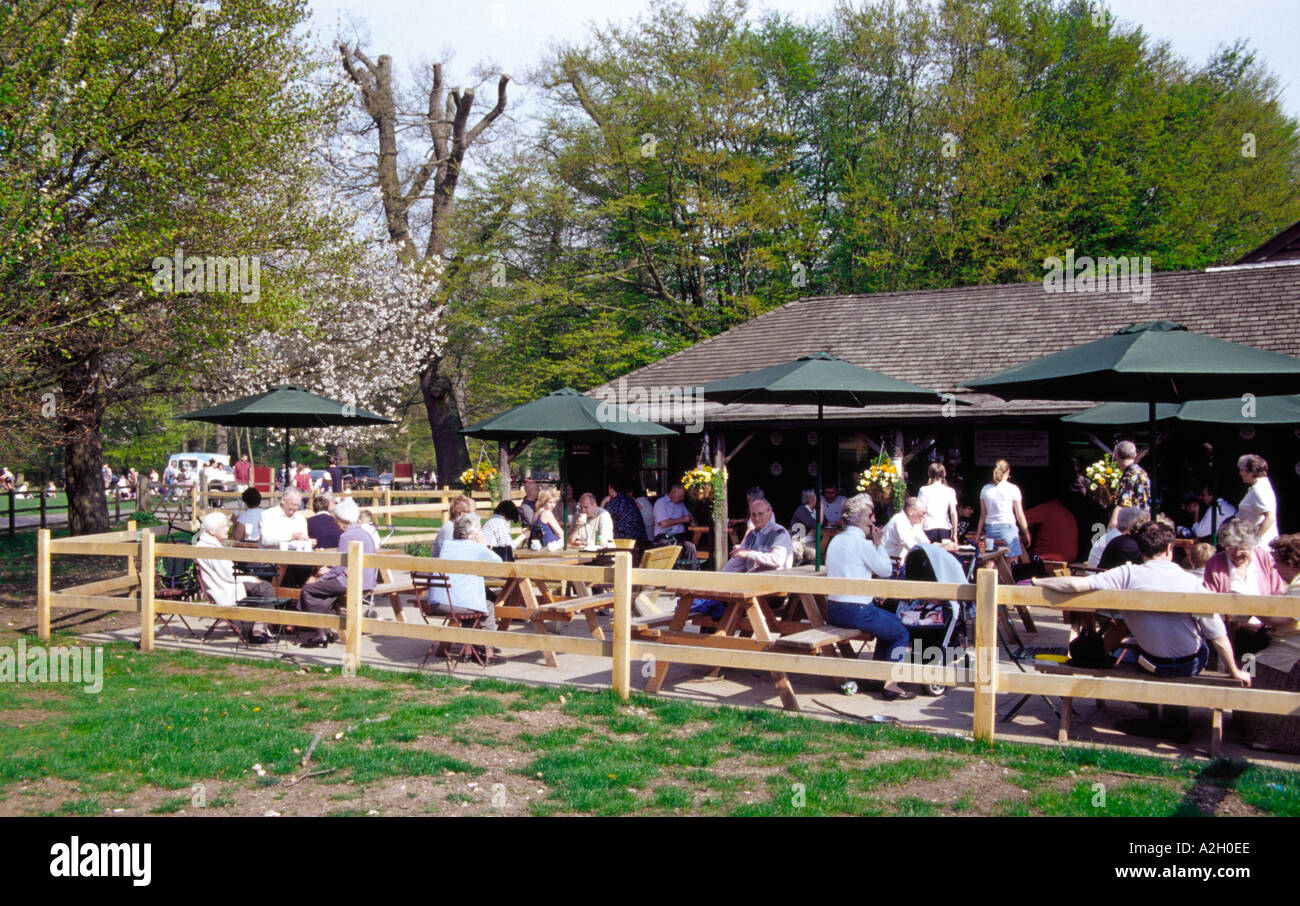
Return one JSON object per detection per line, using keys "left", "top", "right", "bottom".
{"left": 327, "top": 456, "right": 344, "bottom": 495}
{"left": 917, "top": 463, "right": 959, "bottom": 544}
{"left": 976, "top": 459, "right": 1031, "bottom": 561}
{"left": 233, "top": 453, "right": 252, "bottom": 492}
{"left": 1236, "top": 454, "right": 1278, "bottom": 548}
{"left": 1108, "top": 440, "right": 1151, "bottom": 530}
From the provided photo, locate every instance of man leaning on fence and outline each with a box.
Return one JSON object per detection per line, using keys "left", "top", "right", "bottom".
{"left": 1032, "top": 522, "right": 1252, "bottom": 685}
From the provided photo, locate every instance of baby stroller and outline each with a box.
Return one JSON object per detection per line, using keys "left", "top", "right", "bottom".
{"left": 888, "top": 544, "right": 971, "bottom": 696}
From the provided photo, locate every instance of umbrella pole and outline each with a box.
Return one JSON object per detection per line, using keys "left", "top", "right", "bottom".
{"left": 561, "top": 447, "right": 568, "bottom": 548}
{"left": 815, "top": 397, "right": 823, "bottom": 572}
{"left": 284, "top": 428, "right": 290, "bottom": 494}
{"left": 1148, "top": 400, "right": 1159, "bottom": 512}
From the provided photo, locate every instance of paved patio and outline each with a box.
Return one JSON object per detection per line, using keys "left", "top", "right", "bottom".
{"left": 80, "top": 594, "right": 1300, "bottom": 771}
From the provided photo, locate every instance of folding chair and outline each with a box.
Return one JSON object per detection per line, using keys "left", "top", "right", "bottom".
{"left": 195, "top": 571, "right": 251, "bottom": 648}
{"left": 154, "top": 553, "right": 198, "bottom": 641}
{"left": 413, "top": 572, "right": 486, "bottom": 672}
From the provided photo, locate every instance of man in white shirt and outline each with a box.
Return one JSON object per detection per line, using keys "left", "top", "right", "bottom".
{"left": 652, "top": 483, "right": 697, "bottom": 561}
{"left": 569, "top": 493, "right": 614, "bottom": 549}
{"left": 258, "top": 489, "right": 310, "bottom": 548}
{"left": 1190, "top": 486, "right": 1236, "bottom": 540}
{"left": 882, "top": 498, "right": 957, "bottom": 561}
{"left": 824, "top": 493, "right": 913, "bottom": 700}
{"left": 821, "top": 484, "right": 844, "bottom": 527}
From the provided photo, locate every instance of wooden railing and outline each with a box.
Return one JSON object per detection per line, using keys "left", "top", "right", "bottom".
{"left": 34, "top": 526, "right": 1300, "bottom": 746}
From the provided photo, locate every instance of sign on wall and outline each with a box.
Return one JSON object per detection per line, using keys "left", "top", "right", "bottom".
{"left": 974, "top": 430, "right": 1050, "bottom": 467}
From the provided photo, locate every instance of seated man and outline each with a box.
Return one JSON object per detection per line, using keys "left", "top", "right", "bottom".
{"left": 789, "top": 489, "right": 819, "bottom": 565}
{"left": 825, "top": 493, "right": 912, "bottom": 701}
{"left": 297, "top": 499, "right": 378, "bottom": 648}
{"left": 421, "top": 514, "right": 504, "bottom": 662}
{"left": 569, "top": 493, "right": 614, "bottom": 549}
{"left": 259, "top": 488, "right": 314, "bottom": 585}
{"left": 306, "top": 494, "right": 341, "bottom": 551}
{"left": 193, "top": 511, "right": 275, "bottom": 643}
{"left": 820, "top": 484, "right": 844, "bottom": 528}
{"left": 603, "top": 480, "right": 649, "bottom": 543}
{"left": 690, "top": 498, "right": 792, "bottom": 619}
{"left": 517, "top": 478, "right": 540, "bottom": 529}
{"left": 652, "top": 483, "right": 697, "bottom": 562}
{"left": 881, "top": 498, "right": 956, "bottom": 563}
{"left": 1032, "top": 522, "right": 1252, "bottom": 685}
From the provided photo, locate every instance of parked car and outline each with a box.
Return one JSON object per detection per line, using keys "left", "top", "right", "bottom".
{"left": 378, "top": 471, "right": 393, "bottom": 487}
{"left": 165, "top": 452, "right": 235, "bottom": 492}
{"left": 339, "top": 465, "right": 381, "bottom": 489}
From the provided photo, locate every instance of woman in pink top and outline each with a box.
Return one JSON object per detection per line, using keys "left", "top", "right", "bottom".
{"left": 1203, "top": 519, "right": 1287, "bottom": 639}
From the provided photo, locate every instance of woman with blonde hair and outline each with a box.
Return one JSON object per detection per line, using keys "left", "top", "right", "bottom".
{"left": 917, "top": 462, "right": 959, "bottom": 544}
{"left": 533, "top": 488, "right": 565, "bottom": 550}
{"left": 975, "top": 459, "right": 1031, "bottom": 561}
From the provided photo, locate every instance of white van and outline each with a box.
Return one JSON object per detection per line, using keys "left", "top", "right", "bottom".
{"left": 165, "top": 453, "right": 235, "bottom": 491}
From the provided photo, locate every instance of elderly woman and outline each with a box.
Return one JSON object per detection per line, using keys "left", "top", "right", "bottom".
{"left": 1237, "top": 454, "right": 1278, "bottom": 548}
{"left": 298, "top": 498, "right": 379, "bottom": 648}
{"left": 432, "top": 496, "right": 475, "bottom": 558}
{"left": 825, "top": 493, "right": 913, "bottom": 701}
{"left": 423, "top": 513, "right": 504, "bottom": 663}
{"left": 1204, "top": 519, "right": 1286, "bottom": 645}
{"left": 193, "top": 511, "right": 275, "bottom": 643}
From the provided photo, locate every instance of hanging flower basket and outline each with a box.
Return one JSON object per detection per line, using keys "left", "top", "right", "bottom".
{"left": 459, "top": 465, "right": 497, "bottom": 492}
{"left": 682, "top": 465, "right": 727, "bottom": 524}
{"left": 856, "top": 451, "right": 905, "bottom": 511}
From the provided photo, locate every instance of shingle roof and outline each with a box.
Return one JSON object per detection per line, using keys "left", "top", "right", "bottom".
{"left": 598, "top": 263, "right": 1300, "bottom": 425}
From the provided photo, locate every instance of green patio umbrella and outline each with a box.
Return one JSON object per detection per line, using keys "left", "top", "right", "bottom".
{"left": 701, "top": 352, "right": 944, "bottom": 570}
{"left": 462, "top": 388, "right": 677, "bottom": 543}
{"left": 177, "top": 385, "right": 393, "bottom": 489}
{"left": 965, "top": 321, "right": 1300, "bottom": 505}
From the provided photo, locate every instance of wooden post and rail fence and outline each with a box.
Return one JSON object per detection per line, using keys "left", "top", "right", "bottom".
{"left": 33, "top": 526, "right": 1300, "bottom": 746}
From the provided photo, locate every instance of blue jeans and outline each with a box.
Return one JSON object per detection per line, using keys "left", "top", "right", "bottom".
{"left": 1120, "top": 642, "right": 1210, "bottom": 677}
{"left": 985, "top": 522, "right": 1022, "bottom": 557}
{"left": 690, "top": 598, "right": 728, "bottom": 620}
{"left": 827, "top": 601, "right": 910, "bottom": 663}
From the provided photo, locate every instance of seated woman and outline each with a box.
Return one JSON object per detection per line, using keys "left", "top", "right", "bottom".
{"left": 481, "top": 500, "right": 523, "bottom": 560}
{"left": 1203, "top": 519, "right": 1285, "bottom": 652}
{"left": 532, "top": 488, "right": 565, "bottom": 551}
{"left": 231, "top": 487, "right": 265, "bottom": 543}
{"left": 306, "top": 495, "right": 340, "bottom": 551}
{"left": 421, "top": 513, "right": 503, "bottom": 662}
{"left": 193, "top": 511, "right": 274, "bottom": 643}
{"left": 1269, "top": 534, "right": 1300, "bottom": 633}
{"left": 824, "top": 493, "right": 913, "bottom": 701}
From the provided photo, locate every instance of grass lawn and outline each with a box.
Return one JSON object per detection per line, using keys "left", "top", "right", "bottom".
{"left": 2, "top": 636, "right": 1298, "bottom": 817}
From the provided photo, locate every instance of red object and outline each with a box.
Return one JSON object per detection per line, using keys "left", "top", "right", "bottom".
{"left": 252, "top": 466, "right": 273, "bottom": 493}
{"left": 393, "top": 462, "right": 414, "bottom": 484}
{"left": 233, "top": 459, "right": 251, "bottom": 483}
{"left": 294, "top": 471, "right": 311, "bottom": 492}
{"left": 1023, "top": 500, "right": 1077, "bottom": 562}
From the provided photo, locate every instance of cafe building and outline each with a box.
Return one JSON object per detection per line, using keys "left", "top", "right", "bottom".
{"left": 577, "top": 221, "right": 1300, "bottom": 553}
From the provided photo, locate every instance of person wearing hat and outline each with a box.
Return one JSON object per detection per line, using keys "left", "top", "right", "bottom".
{"left": 297, "top": 498, "right": 378, "bottom": 648}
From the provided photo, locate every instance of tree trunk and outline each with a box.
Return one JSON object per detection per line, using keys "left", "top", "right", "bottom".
{"left": 419, "top": 358, "right": 469, "bottom": 483}
{"left": 61, "top": 372, "right": 109, "bottom": 536}
{"left": 215, "top": 424, "right": 228, "bottom": 456}
{"left": 498, "top": 442, "right": 512, "bottom": 502}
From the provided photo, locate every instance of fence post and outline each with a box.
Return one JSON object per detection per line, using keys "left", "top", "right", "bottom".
{"left": 612, "top": 550, "right": 632, "bottom": 701}
{"left": 190, "top": 483, "right": 199, "bottom": 524}
{"left": 39, "top": 489, "right": 46, "bottom": 528}
{"left": 345, "top": 540, "right": 363, "bottom": 676}
{"left": 7, "top": 489, "right": 13, "bottom": 536}
{"left": 37, "top": 529, "right": 51, "bottom": 641}
{"left": 384, "top": 487, "right": 392, "bottom": 526}
{"left": 114, "top": 489, "right": 120, "bottom": 522}
{"left": 126, "top": 519, "right": 137, "bottom": 578}
{"left": 139, "top": 530, "right": 156, "bottom": 652}
{"left": 972, "top": 567, "right": 999, "bottom": 743}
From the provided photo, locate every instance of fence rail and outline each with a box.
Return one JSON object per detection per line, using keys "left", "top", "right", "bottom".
{"left": 34, "top": 526, "right": 1300, "bottom": 746}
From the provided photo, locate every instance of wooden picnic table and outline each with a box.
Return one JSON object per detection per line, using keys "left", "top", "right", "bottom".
{"left": 637, "top": 585, "right": 803, "bottom": 710}
{"left": 493, "top": 551, "right": 610, "bottom": 667}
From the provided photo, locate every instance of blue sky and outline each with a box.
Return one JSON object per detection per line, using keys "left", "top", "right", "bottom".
{"left": 306, "top": 0, "right": 1299, "bottom": 120}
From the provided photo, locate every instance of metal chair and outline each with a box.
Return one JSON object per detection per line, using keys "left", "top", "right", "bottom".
{"left": 413, "top": 571, "right": 486, "bottom": 672}
{"left": 154, "top": 552, "right": 199, "bottom": 641}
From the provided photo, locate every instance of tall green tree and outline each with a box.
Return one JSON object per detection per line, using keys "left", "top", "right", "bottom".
{"left": 0, "top": 0, "right": 349, "bottom": 532}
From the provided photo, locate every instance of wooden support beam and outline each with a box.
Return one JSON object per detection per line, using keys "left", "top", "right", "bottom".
{"left": 973, "top": 567, "right": 998, "bottom": 744}
{"left": 139, "top": 531, "right": 156, "bottom": 652}
{"left": 37, "top": 529, "right": 51, "bottom": 641}
{"left": 612, "top": 550, "right": 632, "bottom": 701}
{"left": 723, "top": 430, "right": 757, "bottom": 465}
{"left": 345, "top": 540, "right": 363, "bottom": 675}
